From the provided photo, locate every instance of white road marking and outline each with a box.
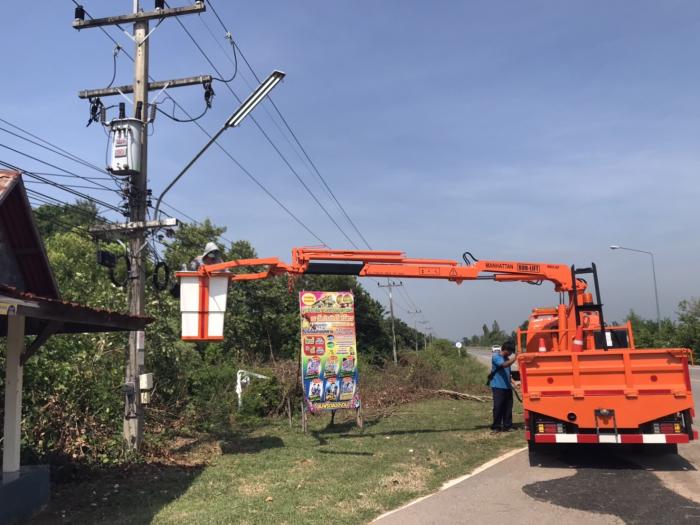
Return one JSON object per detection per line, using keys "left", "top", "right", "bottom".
{"left": 372, "top": 447, "right": 527, "bottom": 522}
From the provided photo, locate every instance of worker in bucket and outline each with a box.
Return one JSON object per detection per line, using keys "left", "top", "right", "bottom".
{"left": 189, "top": 242, "right": 224, "bottom": 270}
{"left": 489, "top": 340, "right": 517, "bottom": 433}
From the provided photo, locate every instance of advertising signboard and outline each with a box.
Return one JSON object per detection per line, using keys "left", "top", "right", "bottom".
{"left": 299, "top": 291, "right": 360, "bottom": 413}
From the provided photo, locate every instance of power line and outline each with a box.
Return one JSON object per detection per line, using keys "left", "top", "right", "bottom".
{"left": 202, "top": 2, "right": 424, "bottom": 321}
{"left": 397, "top": 285, "right": 418, "bottom": 311}
{"left": 26, "top": 189, "right": 114, "bottom": 238}
{"left": 73, "top": 0, "right": 327, "bottom": 247}
{"left": 169, "top": 7, "right": 358, "bottom": 248}
{"left": 106, "top": 44, "right": 121, "bottom": 89}
{"left": 0, "top": 154, "right": 123, "bottom": 214}
{"left": 203, "top": 1, "right": 420, "bottom": 317}
{"left": 202, "top": 0, "right": 418, "bottom": 313}
{"left": 0, "top": 120, "right": 122, "bottom": 191}
{"left": 24, "top": 179, "right": 121, "bottom": 192}
{"left": 2, "top": 113, "right": 231, "bottom": 244}
{"left": 206, "top": 0, "right": 372, "bottom": 250}
{"left": 196, "top": 15, "right": 237, "bottom": 83}
{"left": 29, "top": 171, "right": 115, "bottom": 181}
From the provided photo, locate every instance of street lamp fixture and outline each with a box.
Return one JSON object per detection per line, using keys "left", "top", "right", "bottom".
{"left": 154, "top": 70, "right": 286, "bottom": 219}
{"left": 609, "top": 244, "right": 661, "bottom": 328}
{"left": 226, "top": 70, "right": 285, "bottom": 128}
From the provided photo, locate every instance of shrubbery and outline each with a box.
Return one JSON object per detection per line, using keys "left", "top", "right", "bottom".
{"left": 1, "top": 204, "right": 432, "bottom": 468}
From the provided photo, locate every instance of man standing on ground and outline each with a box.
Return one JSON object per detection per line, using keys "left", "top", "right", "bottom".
{"left": 490, "top": 341, "right": 517, "bottom": 433}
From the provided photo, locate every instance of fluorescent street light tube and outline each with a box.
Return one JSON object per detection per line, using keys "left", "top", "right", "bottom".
{"left": 226, "top": 70, "right": 285, "bottom": 128}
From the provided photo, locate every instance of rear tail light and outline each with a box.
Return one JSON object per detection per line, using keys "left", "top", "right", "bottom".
{"left": 537, "top": 422, "right": 564, "bottom": 433}
{"left": 654, "top": 422, "right": 682, "bottom": 434}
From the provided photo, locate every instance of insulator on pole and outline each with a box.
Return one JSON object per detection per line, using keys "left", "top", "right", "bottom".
{"left": 74, "top": 5, "right": 85, "bottom": 22}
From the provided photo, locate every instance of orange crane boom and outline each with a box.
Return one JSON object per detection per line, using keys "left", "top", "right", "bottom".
{"left": 198, "top": 248, "right": 588, "bottom": 352}
{"left": 202, "top": 248, "right": 583, "bottom": 291}
{"left": 178, "top": 247, "right": 696, "bottom": 452}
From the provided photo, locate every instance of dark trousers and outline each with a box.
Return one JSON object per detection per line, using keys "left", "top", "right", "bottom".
{"left": 491, "top": 388, "right": 513, "bottom": 430}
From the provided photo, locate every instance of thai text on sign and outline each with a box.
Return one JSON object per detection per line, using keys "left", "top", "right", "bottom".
{"left": 299, "top": 291, "right": 360, "bottom": 413}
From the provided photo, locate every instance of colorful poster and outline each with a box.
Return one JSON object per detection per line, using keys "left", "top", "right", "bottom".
{"left": 300, "top": 291, "right": 360, "bottom": 413}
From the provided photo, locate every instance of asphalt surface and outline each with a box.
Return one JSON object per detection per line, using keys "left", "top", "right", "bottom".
{"left": 374, "top": 348, "right": 700, "bottom": 524}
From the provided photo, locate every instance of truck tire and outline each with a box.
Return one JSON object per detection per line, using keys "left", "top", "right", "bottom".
{"left": 528, "top": 440, "right": 549, "bottom": 466}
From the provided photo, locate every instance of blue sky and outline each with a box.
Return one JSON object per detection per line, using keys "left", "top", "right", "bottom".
{"left": 2, "top": 1, "right": 700, "bottom": 340}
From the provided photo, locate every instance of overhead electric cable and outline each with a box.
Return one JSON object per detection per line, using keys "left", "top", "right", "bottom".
{"left": 24, "top": 180, "right": 121, "bottom": 192}
{"left": 0, "top": 154, "right": 122, "bottom": 214}
{"left": 206, "top": 0, "right": 372, "bottom": 250}
{"left": 0, "top": 122, "right": 122, "bottom": 190}
{"left": 169, "top": 7, "right": 358, "bottom": 248}
{"left": 72, "top": 0, "right": 327, "bottom": 246}
{"left": 29, "top": 171, "right": 115, "bottom": 181}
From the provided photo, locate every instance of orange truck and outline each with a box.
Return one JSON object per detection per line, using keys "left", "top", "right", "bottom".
{"left": 179, "top": 248, "right": 697, "bottom": 452}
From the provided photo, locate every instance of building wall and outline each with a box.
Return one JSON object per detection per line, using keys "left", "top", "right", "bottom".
{"left": 0, "top": 223, "right": 25, "bottom": 290}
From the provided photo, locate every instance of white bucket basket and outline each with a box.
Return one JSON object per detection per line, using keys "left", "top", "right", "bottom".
{"left": 177, "top": 272, "right": 230, "bottom": 341}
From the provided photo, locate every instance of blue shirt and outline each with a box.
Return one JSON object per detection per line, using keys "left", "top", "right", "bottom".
{"left": 490, "top": 353, "right": 512, "bottom": 389}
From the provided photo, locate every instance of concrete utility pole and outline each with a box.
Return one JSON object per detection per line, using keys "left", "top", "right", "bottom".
{"left": 74, "top": 0, "right": 208, "bottom": 450}
{"left": 378, "top": 280, "right": 402, "bottom": 364}
{"left": 419, "top": 320, "right": 430, "bottom": 351}
{"left": 124, "top": 4, "right": 149, "bottom": 451}
{"left": 408, "top": 309, "right": 422, "bottom": 351}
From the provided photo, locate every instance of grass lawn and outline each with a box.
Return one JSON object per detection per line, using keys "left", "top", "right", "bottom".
{"left": 31, "top": 398, "right": 523, "bottom": 525}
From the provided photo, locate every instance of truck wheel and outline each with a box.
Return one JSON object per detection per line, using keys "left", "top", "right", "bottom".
{"left": 528, "top": 440, "right": 548, "bottom": 466}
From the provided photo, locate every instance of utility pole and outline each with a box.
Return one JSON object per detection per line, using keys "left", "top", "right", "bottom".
{"left": 378, "top": 280, "right": 402, "bottom": 364}
{"left": 419, "top": 320, "right": 430, "bottom": 351}
{"left": 408, "top": 310, "right": 422, "bottom": 351}
{"left": 74, "top": 1, "right": 209, "bottom": 451}
{"left": 124, "top": 0, "right": 149, "bottom": 452}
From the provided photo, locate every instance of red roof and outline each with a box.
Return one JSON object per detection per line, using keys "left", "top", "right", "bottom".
{"left": 0, "top": 284, "right": 151, "bottom": 336}
{"left": 0, "top": 170, "right": 59, "bottom": 298}
{"left": 0, "top": 170, "right": 152, "bottom": 338}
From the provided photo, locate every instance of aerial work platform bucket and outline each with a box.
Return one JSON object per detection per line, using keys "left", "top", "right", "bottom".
{"left": 176, "top": 272, "right": 229, "bottom": 341}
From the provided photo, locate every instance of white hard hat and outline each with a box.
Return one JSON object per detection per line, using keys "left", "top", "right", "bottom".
{"left": 203, "top": 242, "right": 220, "bottom": 257}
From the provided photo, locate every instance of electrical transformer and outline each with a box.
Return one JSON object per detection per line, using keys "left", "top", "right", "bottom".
{"left": 108, "top": 118, "right": 143, "bottom": 175}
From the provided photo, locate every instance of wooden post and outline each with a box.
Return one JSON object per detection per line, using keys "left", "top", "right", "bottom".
{"left": 3, "top": 315, "right": 25, "bottom": 479}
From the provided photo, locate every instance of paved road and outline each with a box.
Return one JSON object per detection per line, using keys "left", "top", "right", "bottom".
{"left": 375, "top": 348, "right": 700, "bottom": 524}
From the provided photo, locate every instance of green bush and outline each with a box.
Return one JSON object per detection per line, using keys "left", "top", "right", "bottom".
{"left": 404, "top": 340, "right": 488, "bottom": 393}
{"left": 238, "top": 375, "right": 283, "bottom": 419}
{"left": 187, "top": 362, "right": 239, "bottom": 434}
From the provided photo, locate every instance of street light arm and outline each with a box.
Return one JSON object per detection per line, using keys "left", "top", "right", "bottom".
{"left": 153, "top": 124, "right": 228, "bottom": 219}
{"left": 152, "top": 70, "right": 286, "bottom": 220}
{"left": 609, "top": 244, "right": 661, "bottom": 327}
{"left": 611, "top": 246, "right": 653, "bottom": 256}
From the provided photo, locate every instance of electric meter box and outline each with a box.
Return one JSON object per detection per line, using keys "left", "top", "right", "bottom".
{"left": 108, "top": 118, "right": 142, "bottom": 175}
{"left": 139, "top": 373, "right": 153, "bottom": 390}
{"left": 176, "top": 272, "right": 230, "bottom": 341}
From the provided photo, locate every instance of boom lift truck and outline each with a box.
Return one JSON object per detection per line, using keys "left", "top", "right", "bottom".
{"left": 177, "top": 248, "right": 697, "bottom": 454}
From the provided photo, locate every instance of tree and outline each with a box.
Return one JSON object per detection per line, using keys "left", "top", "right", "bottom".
{"left": 675, "top": 299, "right": 700, "bottom": 359}
{"left": 33, "top": 200, "right": 103, "bottom": 238}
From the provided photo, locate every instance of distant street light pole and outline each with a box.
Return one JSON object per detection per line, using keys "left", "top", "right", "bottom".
{"left": 154, "top": 70, "right": 285, "bottom": 218}
{"left": 609, "top": 244, "right": 661, "bottom": 328}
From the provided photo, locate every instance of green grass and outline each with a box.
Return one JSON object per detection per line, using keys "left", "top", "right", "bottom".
{"left": 32, "top": 398, "right": 523, "bottom": 525}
